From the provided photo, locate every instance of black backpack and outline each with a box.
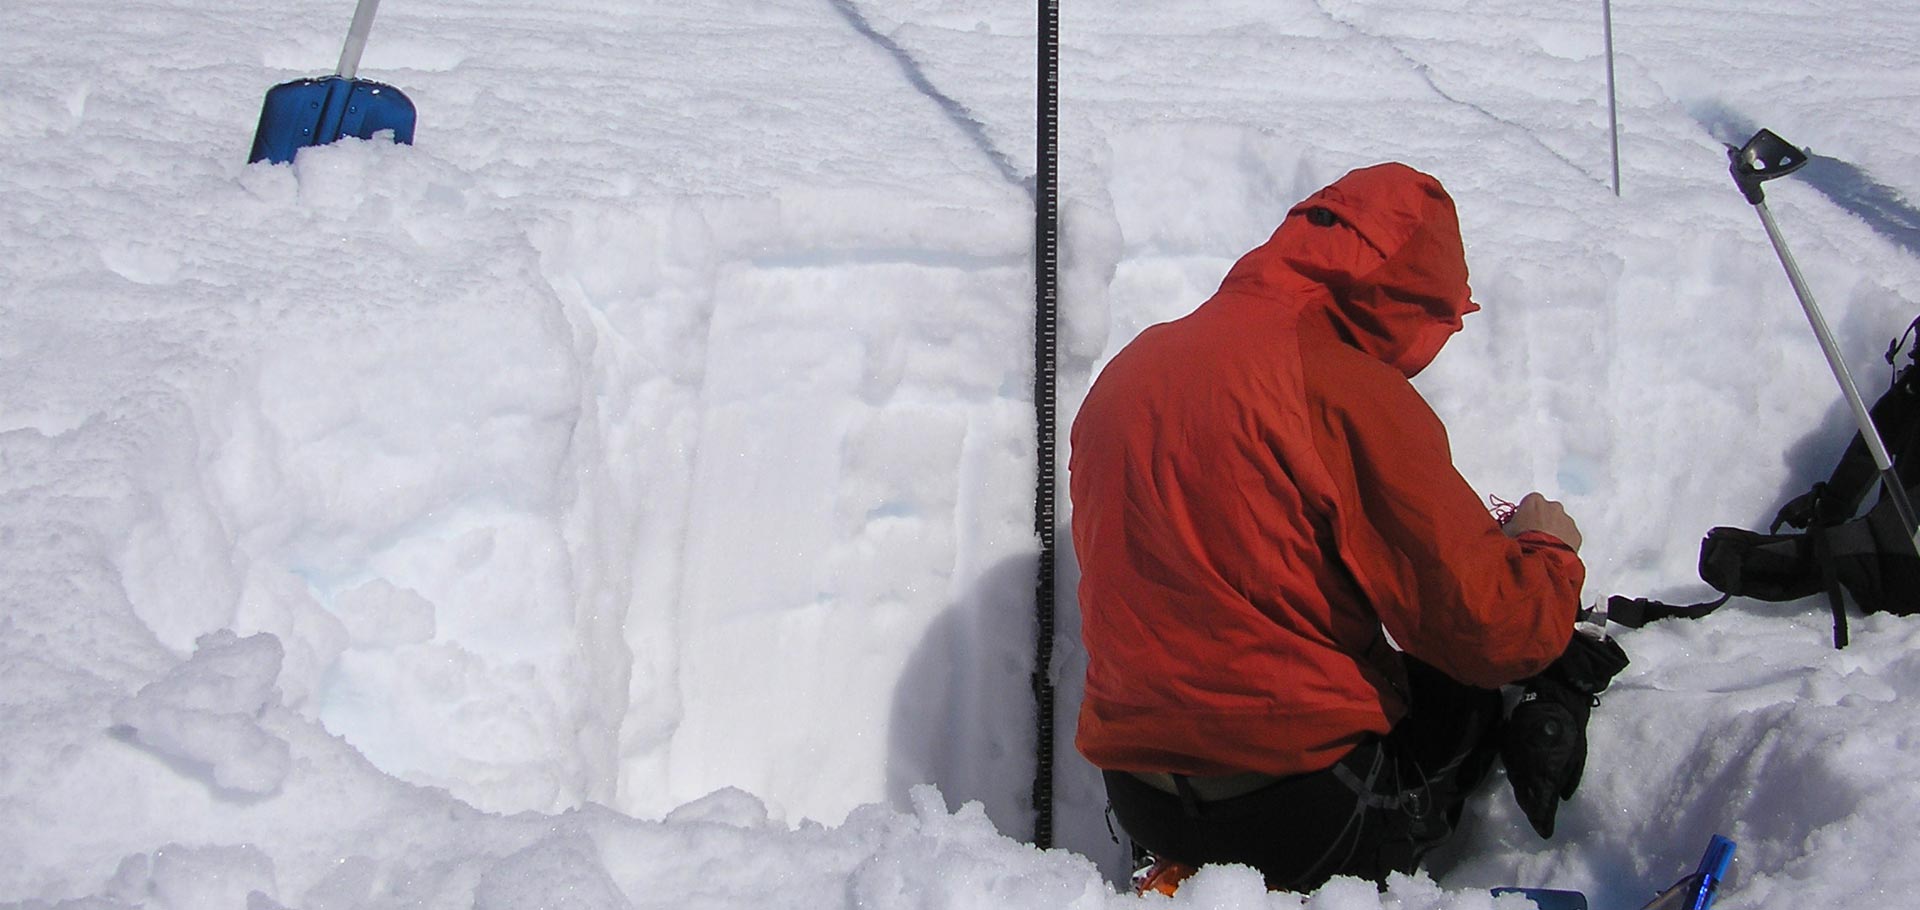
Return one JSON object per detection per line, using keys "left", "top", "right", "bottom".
{"left": 1610, "top": 318, "right": 1920, "bottom": 647}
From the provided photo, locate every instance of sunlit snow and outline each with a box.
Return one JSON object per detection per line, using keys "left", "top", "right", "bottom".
{"left": 6, "top": 1, "right": 1920, "bottom": 908}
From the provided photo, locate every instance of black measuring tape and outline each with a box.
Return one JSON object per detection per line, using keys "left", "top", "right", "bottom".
{"left": 1030, "top": 0, "right": 1060, "bottom": 850}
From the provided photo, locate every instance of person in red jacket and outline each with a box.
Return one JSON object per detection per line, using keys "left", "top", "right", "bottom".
{"left": 1069, "top": 162, "right": 1622, "bottom": 892}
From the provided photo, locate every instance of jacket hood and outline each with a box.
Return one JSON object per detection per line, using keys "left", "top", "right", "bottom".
{"left": 1219, "top": 162, "right": 1477, "bottom": 377}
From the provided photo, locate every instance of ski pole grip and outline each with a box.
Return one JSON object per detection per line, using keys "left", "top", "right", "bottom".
{"left": 1729, "top": 129, "right": 1810, "bottom": 206}
{"left": 1728, "top": 143, "right": 1764, "bottom": 205}
{"left": 335, "top": 0, "right": 385, "bottom": 80}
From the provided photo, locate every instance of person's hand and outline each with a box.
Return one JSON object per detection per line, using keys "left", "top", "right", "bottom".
{"left": 1502, "top": 492, "right": 1582, "bottom": 552}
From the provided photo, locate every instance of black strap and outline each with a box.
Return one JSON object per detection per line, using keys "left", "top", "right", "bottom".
{"left": 1605, "top": 592, "right": 1731, "bottom": 628}
{"left": 1171, "top": 775, "right": 1203, "bottom": 819}
{"left": 1813, "top": 524, "right": 1850, "bottom": 648}
{"left": 1609, "top": 586, "right": 1853, "bottom": 649}
{"left": 1613, "top": 528, "right": 1857, "bottom": 648}
{"left": 1887, "top": 314, "right": 1920, "bottom": 371}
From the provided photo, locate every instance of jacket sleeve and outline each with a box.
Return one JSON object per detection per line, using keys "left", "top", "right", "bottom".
{"left": 1308, "top": 364, "right": 1584, "bottom": 688}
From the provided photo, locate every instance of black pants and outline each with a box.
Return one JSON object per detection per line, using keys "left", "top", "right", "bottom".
{"left": 1104, "top": 660, "right": 1504, "bottom": 893}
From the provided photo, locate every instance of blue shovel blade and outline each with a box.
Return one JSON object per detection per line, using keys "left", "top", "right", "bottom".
{"left": 248, "top": 75, "right": 416, "bottom": 164}
{"left": 1492, "top": 887, "right": 1589, "bottom": 910}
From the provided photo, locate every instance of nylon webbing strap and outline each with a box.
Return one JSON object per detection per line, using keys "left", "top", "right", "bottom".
{"left": 1030, "top": 0, "right": 1061, "bottom": 850}
{"left": 1813, "top": 526, "right": 1850, "bottom": 648}
{"left": 1332, "top": 754, "right": 1405, "bottom": 811}
{"left": 1605, "top": 593, "right": 1731, "bottom": 628}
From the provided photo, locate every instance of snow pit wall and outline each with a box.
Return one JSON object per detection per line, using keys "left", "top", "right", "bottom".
{"left": 102, "top": 160, "right": 1047, "bottom": 834}
{"left": 101, "top": 124, "right": 1904, "bottom": 875}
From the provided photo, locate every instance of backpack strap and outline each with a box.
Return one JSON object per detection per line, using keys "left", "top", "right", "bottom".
{"left": 1604, "top": 592, "right": 1731, "bottom": 628}
{"left": 1606, "top": 581, "right": 1849, "bottom": 648}
{"left": 1812, "top": 523, "right": 1849, "bottom": 648}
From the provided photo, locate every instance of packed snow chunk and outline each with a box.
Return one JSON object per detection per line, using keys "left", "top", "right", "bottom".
{"left": 108, "top": 843, "right": 280, "bottom": 910}
{"left": 473, "top": 830, "right": 631, "bottom": 910}
{"left": 234, "top": 563, "right": 349, "bottom": 711}
{"left": 109, "top": 630, "right": 292, "bottom": 796}
{"left": 663, "top": 787, "right": 777, "bottom": 829}
{"left": 841, "top": 787, "right": 1112, "bottom": 910}
{"left": 328, "top": 578, "right": 436, "bottom": 649}
{"left": 1060, "top": 192, "right": 1125, "bottom": 376}
{"left": 1151, "top": 867, "right": 1524, "bottom": 910}
{"left": 1160, "top": 863, "right": 1283, "bottom": 910}
{"left": 298, "top": 855, "right": 379, "bottom": 910}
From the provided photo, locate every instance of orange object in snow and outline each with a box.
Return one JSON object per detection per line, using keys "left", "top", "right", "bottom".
{"left": 1132, "top": 858, "right": 1199, "bottom": 897}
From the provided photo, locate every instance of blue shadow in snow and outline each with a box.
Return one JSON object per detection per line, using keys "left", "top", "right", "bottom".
{"left": 1800, "top": 156, "right": 1920, "bottom": 257}
{"left": 1695, "top": 103, "right": 1920, "bottom": 258}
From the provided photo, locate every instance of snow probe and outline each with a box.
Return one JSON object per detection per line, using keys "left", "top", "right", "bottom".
{"left": 1029, "top": 0, "right": 1061, "bottom": 852}
{"left": 1727, "top": 129, "right": 1920, "bottom": 561}
{"left": 248, "top": 0, "right": 416, "bottom": 164}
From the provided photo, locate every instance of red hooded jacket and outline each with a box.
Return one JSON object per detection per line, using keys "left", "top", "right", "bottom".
{"left": 1070, "top": 163, "right": 1584, "bottom": 778}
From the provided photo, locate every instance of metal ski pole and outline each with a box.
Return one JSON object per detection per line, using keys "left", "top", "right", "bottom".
{"left": 335, "top": 0, "right": 385, "bottom": 80}
{"left": 1728, "top": 129, "right": 1920, "bottom": 558}
{"left": 1603, "top": 0, "right": 1620, "bottom": 196}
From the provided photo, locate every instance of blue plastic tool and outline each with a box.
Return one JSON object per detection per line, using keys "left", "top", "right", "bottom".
{"left": 1492, "top": 886, "right": 1590, "bottom": 910}
{"left": 248, "top": 0, "right": 415, "bottom": 164}
{"left": 1639, "top": 835, "right": 1736, "bottom": 910}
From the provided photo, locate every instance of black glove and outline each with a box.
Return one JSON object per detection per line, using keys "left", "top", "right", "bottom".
{"left": 1500, "top": 632, "right": 1630, "bottom": 838}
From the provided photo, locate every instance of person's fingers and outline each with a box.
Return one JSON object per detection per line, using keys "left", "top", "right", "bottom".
{"left": 1503, "top": 493, "right": 1582, "bottom": 551}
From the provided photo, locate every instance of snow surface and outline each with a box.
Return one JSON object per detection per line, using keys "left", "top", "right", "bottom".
{"left": 5, "top": 0, "right": 1920, "bottom": 907}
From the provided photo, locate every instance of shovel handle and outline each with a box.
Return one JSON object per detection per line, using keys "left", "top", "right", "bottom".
{"left": 336, "top": 0, "right": 385, "bottom": 79}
